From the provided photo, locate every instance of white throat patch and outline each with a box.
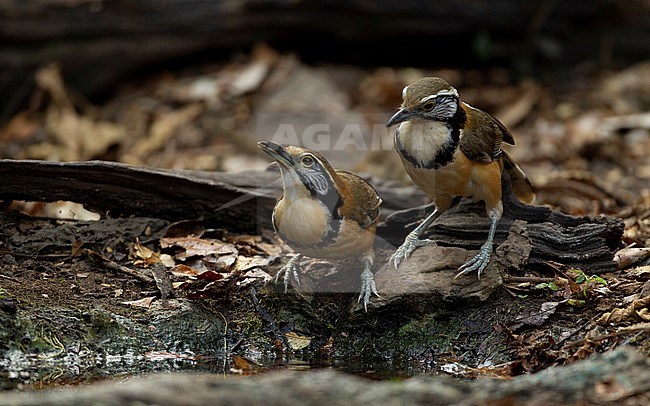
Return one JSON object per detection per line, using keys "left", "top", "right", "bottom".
{"left": 397, "top": 120, "right": 452, "bottom": 165}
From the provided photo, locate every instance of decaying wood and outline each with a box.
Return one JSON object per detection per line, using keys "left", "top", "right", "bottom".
{"left": 0, "top": 159, "right": 423, "bottom": 231}
{"left": 0, "top": 159, "right": 277, "bottom": 231}
{"left": 381, "top": 172, "right": 624, "bottom": 274}
{"left": 0, "top": 159, "right": 624, "bottom": 275}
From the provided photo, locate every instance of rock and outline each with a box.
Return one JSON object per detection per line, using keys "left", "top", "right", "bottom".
{"left": 370, "top": 245, "right": 502, "bottom": 313}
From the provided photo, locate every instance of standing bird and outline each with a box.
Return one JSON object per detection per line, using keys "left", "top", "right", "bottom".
{"left": 386, "top": 77, "right": 534, "bottom": 278}
{"left": 258, "top": 141, "right": 382, "bottom": 310}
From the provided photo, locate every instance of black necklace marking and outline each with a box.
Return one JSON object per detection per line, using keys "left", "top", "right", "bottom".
{"left": 394, "top": 103, "right": 467, "bottom": 169}
{"left": 395, "top": 126, "right": 460, "bottom": 169}
{"left": 297, "top": 169, "right": 341, "bottom": 218}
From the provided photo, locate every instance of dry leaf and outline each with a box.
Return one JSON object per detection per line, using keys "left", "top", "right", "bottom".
{"left": 160, "top": 236, "right": 238, "bottom": 260}
{"left": 284, "top": 332, "right": 312, "bottom": 350}
{"left": 124, "top": 104, "right": 204, "bottom": 165}
{"left": 596, "top": 295, "right": 650, "bottom": 324}
{"left": 159, "top": 254, "right": 176, "bottom": 267}
{"left": 513, "top": 302, "right": 561, "bottom": 328}
{"left": 232, "top": 256, "right": 270, "bottom": 272}
{"left": 133, "top": 239, "right": 160, "bottom": 266}
{"left": 232, "top": 354, "right": 260, "bottom": 371}
{"left": 31, "top": 63, "right": 125, "bottom": 161}
{"left": 228, "top": 234, "right": 261, "bottom": 244}
{"left": 237, "top": 268, "right": 273, "bottom": 288}
{"left": 196, "top": 271, "right": 226, "bottom": 281}
{"left": 494, "top": 80, "right": 541, "bottom": 128}
{"left": 170, "top": 264, "right": 199, "bottom": 277}
{"left": 203, "top": 254, "right": 237, "bottom": 272}
{"left": 257, "top": 242, "right": 283, "bottom": 257}
{"left": 122, "top": 296, "right": 156, "bottom": 308}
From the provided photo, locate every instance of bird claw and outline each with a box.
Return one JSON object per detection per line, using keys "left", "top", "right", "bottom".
{"left": 455, "top": 243, "right": 492, "bottom": 280}
{"left": 357, "top": 268, "right": 380, "bottom": 312}
{"left": 390, "top": 234, "right": 435, "bottom": 270}
{"left": 274, "top": 257, "right": 301, "bottom": 292}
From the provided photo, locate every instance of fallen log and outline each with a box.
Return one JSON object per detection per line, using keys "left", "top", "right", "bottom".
{"left": 0, "top": 159, "right": 623, "bottom": 278}
{"left": 0, "top": 159, "right": 424, "bottom": 231}
{"left": 379, "top": 171, "right": 624, "bottom": 277}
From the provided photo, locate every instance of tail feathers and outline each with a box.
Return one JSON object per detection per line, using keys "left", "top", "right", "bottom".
{"left": 502, "top": 151, "right": 535, "bottom": 204}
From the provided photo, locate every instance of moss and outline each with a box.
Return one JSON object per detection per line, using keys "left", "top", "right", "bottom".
{"left": 85, "top": 310, "right": 124, "bottom": 341}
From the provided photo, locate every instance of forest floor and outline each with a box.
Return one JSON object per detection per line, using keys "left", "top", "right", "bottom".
{"left": 1, "top": 46, "right": 649, "bottom": 396}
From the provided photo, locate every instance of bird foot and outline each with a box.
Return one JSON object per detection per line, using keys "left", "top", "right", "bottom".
{"left": 390, "top": 233, "right": 435, "bottom": 270}
{"left": 357, "top": 268, "right": 380, "bottom": 312}
{"left": 275, "top": 256, "right": 301, "bottom": 292}
{"left": 455, "top": 243, "right": 493, "bottom": 279}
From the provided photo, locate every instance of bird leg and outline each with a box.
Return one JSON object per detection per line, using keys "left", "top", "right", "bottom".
{"left": 456, "top": 213, "right": 499, "bottom": 279}
{"left": 390, "top": 208, "right": 441, "bottom": 270}
{"left": 358, "top": 249, "right": 379, "bottom": 312}
{"left": 275, "top": 254, "right": 302, "bottom": 292}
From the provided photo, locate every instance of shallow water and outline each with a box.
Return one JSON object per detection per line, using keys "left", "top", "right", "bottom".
{"left": 1, "top": 348, "right": 443, "bottom": 391}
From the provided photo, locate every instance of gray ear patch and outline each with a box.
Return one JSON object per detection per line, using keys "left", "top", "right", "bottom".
{"left": 307, "top": 171, "right": 330, "bottom": 195}
{"left": 433, "top": 96, "right": 457, "bottom": 119}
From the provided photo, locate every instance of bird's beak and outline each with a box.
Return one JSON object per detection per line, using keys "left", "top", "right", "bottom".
{"left": 257, "top": 141, "right": 294, "bottom": 168}
{"left": 386, "top": 108, "right": 415, "bottom": 127}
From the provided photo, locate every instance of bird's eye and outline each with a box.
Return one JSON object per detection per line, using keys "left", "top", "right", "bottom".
{"left": 421, "top": 101, "right": 435, "bottom": 111}
{"left": 301, "top": 156, "right": 314, "bottom": 167}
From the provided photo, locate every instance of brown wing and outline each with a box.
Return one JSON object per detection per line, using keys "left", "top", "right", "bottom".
{"left": 335, "top": 171, "right": 382, "bottom": 229}
{"left": 459, "top": 103, "right": 515, "bottom": 163}
{"left": 502, "top": 150, "right": 536, "bottom": 204}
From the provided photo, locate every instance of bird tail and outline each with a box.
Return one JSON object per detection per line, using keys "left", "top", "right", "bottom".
{"left": 502, "top": 151, "right": 535, "bottom": 204}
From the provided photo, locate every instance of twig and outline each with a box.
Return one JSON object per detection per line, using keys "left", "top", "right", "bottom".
{"left": 503, "top": 276, "right": 555, "bottom": 284}
{"left": 563, "top": 323, "right": 650, "bottom": 348}
{"left": 85, "top": 249, "right": 155, "bottom": 284}
{"left": 555, "top": 320, "right": 592, "bottom": 348}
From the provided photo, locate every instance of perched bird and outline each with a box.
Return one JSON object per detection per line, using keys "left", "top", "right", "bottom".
{"left": 258, "top": 141, "right": 382, "bottom": 310}
{"left": 386, "top": 77, "right": 534, "bottom": 278}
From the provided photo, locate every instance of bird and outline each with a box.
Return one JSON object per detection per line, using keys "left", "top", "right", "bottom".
{"left": 257, "top": 141, "right": 382, "bottom": 310}
{"left": 386, "top": 77, "right": 535, "bottom": 278}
